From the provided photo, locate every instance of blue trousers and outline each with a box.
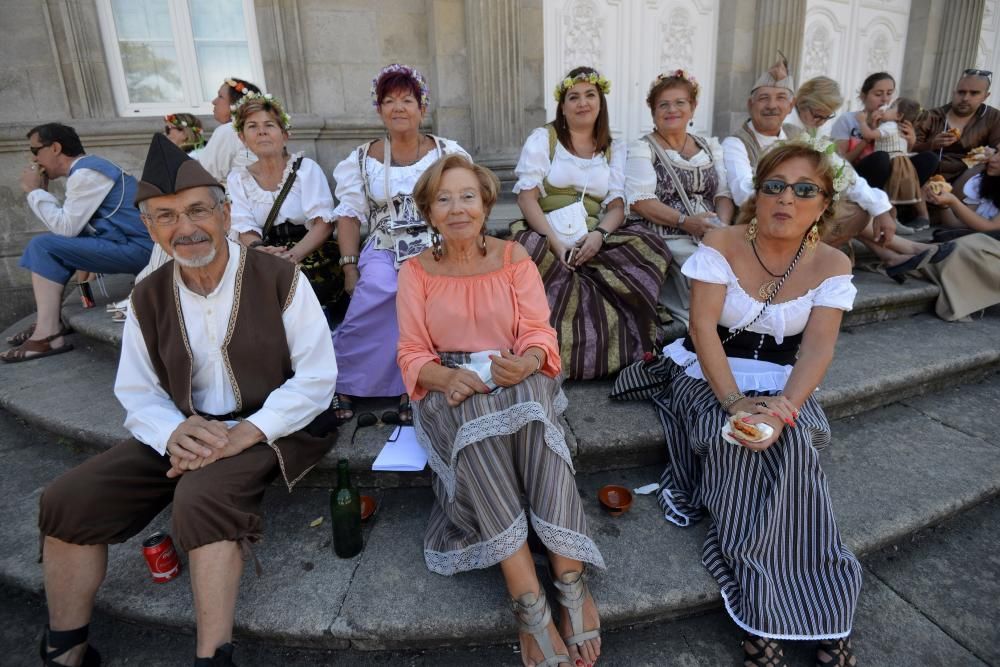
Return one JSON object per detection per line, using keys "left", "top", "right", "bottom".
{"left": 20, "top": 233, "right": 152, "bottom": 285}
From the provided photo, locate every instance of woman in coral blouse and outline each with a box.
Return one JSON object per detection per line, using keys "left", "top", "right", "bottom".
{"left": 398, "top": 155, "right": 605, "bottom": 667}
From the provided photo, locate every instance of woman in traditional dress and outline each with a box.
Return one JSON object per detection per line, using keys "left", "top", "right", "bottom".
{"left": 643, "top": 141, "right": 862, "bottom": 665}
{"left": 398, "top": 154, "right": 604, "bottom": 667}
{"left": 332, "top": 64, "right": 470, "bottom": 423}
{"left": 626, "top": 70, "right": 734, "bottom": 324}
{"left": 512, "top": 66, "right": 669, "bottom": 379}
{"left": 228, "top": 93, "right": 343, "bottom": 311}
{"left": 795, "top": 78, "right": 955, "bottom": 280}
{"left": 200, "top": 77, "right": 261, "bottom": 183}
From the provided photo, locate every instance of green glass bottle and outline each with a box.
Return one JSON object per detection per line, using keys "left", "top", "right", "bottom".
{"left": 330, "top": 459, "right": 363, "bottom": 558}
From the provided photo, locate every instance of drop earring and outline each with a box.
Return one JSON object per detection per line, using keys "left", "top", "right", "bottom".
{"left": 431, "top": 229, "right": 443, "bottom": 261}
{"left": 806, "top": 222, "right": 820, "bottom": 249}
{"left": 745, "top": 217, "right": 758, "bottom": 242}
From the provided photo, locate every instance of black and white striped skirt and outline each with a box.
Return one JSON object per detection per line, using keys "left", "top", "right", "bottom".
{"left": 413, "top": 369, "right": 605, "bottom": 576}
{"left": 653, "top": 360, "right": 862, "bottom": 639}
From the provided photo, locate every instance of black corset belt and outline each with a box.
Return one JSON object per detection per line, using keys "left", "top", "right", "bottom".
{"left": 682, "top": 325, "right": 803, "bottom": 366}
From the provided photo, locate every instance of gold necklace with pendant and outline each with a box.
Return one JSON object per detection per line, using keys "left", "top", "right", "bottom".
{"left": 751, "top": 239, "right": 784, "bottom": 300}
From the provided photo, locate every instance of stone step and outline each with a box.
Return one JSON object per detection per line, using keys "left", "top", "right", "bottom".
{"left": 1, "top": 375, "right": 999, "bottom": 651}
{"left": 3, "top": 309, "right": 997, "bottom": 489}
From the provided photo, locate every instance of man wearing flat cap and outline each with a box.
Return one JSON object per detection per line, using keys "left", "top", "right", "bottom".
{"left": 35, "top": 134, "right": 338, "bottom": 666}
{"left": 723, "top": 54, "right": 896, "bottom": 247}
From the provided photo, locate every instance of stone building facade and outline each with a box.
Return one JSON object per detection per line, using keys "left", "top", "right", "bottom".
{"left": 0, "top": 0, "right": 990, "bottom": 325}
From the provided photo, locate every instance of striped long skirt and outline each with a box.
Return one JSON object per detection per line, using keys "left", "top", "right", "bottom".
{"left": 413, "top": 371, "right": 605, "bottom": 576}
{"left": 511, "top": 221, "right": 670, "bottom": 380}
{"left": 653, "top": 362, "right": 862, "bottom": 639}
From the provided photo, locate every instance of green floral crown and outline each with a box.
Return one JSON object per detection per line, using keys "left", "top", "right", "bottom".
{"left": 755, "top": 133, "right": 852, "bottom": 201}
{"left": 553, "top": 70, "right": 611, "bottom": 102}
{"left": 231, "top": 92, "right": 292, "bottom": 133}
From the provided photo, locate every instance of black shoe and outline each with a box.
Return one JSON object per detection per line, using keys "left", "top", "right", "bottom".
{"left": 40, "top": 625, "right": 101, "bottom": 666}
{"left": 193, "top": 642, "right": 236, "bottom": 666}
{"left": 885, "top": 249, "right": 932, "bottom": 284}
{"left": 930, "top": 241, "right": 957, "bottom": 264}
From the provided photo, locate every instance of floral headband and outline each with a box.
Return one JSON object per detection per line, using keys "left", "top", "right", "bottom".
{"left": 370, "top": 64, "right": 430, "bottom": 109}
{"left": 650, "top": 69, "right": 700, "bottom": 100}
{"left": 755, "top": 134, "right": 851, "bottom": 201}
{"left": 225, "top": 78, "right": 253, "bottom": 100}
{"left": 164, "top": 114, "right": 205, "bottom": 149}
{"left": 553, "top": 70, "right": 611, "bottom": 102}
{"left": 232, "top": 92, "right": 292, "bottom": 132}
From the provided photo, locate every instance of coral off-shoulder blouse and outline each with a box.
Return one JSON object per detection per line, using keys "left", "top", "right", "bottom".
{"left": 396, "top": 242, "right": 561, "bottom": 400}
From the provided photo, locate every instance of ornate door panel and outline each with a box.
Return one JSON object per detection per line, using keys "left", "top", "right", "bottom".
{"left": 801, "top": 0, "right": 912, "bottom": 112}
{"left": 544, "top": 0, "right": 720, "bottom": 142}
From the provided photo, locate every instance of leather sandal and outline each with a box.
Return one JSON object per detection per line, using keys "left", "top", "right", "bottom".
{"left": 39, "top": 624, "right": 101, "bottom": 666}
{"left": 6, "top": 322, "right": 72, "bottom": 346}
{"left": 553, "top": 570, "right": 600, "bottom": 655}
{"left": 332, "top": 394, "right": 355, "bottom": 422}
{"left": 1, "top": 333, "right": 74, "bottom": 363}
{"left": 743, "top": 633, "right": 787, "bottom": 667}
{"left": 816, "top": 637, "right": 857, "bottom": 667}
{"left": 511, "top": 588, "right": 570, "bottom": 667}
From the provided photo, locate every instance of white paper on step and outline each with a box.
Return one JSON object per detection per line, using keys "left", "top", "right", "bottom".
{"left": 372, "top": 426, "right": 428, "bottom": 472}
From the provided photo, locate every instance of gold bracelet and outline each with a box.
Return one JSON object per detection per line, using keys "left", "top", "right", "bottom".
{"left": 720, "top": 391, "right": 745, "bottom": 411}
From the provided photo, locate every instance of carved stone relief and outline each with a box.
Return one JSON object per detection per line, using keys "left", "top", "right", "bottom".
{"left": 563, "top": 0, "right": 604, "bottom": 69}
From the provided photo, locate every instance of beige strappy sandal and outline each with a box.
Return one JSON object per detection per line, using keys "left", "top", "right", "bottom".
{"left": 553, "top": 570, "right": 601, "bottom": 654}
{"left": 511, "top": 588, "right": 570, "bottom": 667}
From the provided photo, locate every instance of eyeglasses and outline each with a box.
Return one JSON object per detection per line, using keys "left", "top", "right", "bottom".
{"left": 758, "top": 179, "right": 828, "bottom": 199}
{"left": 656, "top": 99, "right": 692, "bottom": 111}
{"left": 964, "top": 68, "right": 993, "bottom": 81}
{"left": 807, "top": 107, "right": 836, "bottom": 123}
{"left": 29, "top": 144, "right": 51, "bottom": 156}
{"left": 143, "top": 201, "right": 222, "bottom": 226}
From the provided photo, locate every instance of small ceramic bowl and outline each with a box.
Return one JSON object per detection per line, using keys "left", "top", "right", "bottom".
{"left": 598, "top": 485, "right": 633, "bottom": 516}
{"left": 360, "top": 495, "right": 377, "bottom": 522}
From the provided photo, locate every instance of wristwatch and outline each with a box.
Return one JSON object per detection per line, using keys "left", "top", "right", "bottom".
{"left": 338, "top": 255, "right": 359, "bottom": 267}
{"left": 595, "top": 227, "right": 611, "bottom": 244}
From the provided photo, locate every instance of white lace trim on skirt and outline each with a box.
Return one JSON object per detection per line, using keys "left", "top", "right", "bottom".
{"left": 530, "top": 510, "right": 606, "bottom": 570}
{"left": 424, "top": 510, "right": 529, "bottom": 576}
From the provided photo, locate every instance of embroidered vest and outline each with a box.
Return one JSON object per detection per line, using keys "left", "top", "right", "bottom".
{"left": 68, "top": 155, "right": 151, "bottom": 248}
{"left": 129, "top": 245, "right": 330, "bottom": 489}
{"left": 734, "top": 119, "right": 804, "bottom": 166}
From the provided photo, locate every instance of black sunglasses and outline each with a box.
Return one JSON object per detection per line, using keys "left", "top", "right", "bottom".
{"left": 29, "top": 143, "right": 51, "bottom": 156}
{"left": 350, "top": 411, "right": 402, "bottom": 445}
{"left": 758, "top": 179, "right": 828, "bottom": 199}
{"left": 964, "top": 68, "right": 993, "bottom": 81}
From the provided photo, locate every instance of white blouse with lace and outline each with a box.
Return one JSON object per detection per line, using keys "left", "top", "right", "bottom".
{"left": 331, "top": 138, "right": 470, "bottom": 222}
{"left": 227, "top": 153, "right": 335, "bottom": 236}
{"left": 624, "top": 134, "right": 731, "bottom": 210}
{"left": 512, "top": 126, "right": 626, "bottom": 207}
{"left": 662, "top": 244, "right": 857, "bottom": 392}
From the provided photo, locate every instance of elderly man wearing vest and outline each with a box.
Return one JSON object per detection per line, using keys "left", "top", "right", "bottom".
{"left": 35, "top": 134, "right": 338, "bottom": 666}
{"left": 722, "top": 55, "right": 897, "bottom": 247}
{"left": 4, "top": 123, "right": 154, "bottom": 362}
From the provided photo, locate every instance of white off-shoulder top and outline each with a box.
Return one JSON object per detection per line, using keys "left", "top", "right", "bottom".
{"left": 512, "top": 126, "right": 626, "bottom": 207}
{"left": 663, "top": 244, "right": 857, "bottom": 391}
{"left": 227, "top": 153, "right": 335, "bottom": 235}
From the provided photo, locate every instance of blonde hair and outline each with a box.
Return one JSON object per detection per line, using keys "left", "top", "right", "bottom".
{"left": 413, "top": 154, "right": 500, "bottom": 224}
{"left": 795, "top": 76, "right": 843, "bottom": 117}
{"left": 735, "top": 143, "right": 840, "bottom": 233}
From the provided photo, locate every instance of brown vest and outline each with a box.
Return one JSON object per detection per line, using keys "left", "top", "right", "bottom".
{"left": 734, "top": 118, "right": 804, "bottom": 166}
{"left": 130, "top": 245, "right": 331, "bottom": 490}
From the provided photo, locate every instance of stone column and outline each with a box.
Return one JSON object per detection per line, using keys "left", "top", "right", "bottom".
{"left": 463, "top": 0, "right": 524, "bottom": 167}
{"left": 930, "top": 0, "right": 986, "bottom": 106}
{"left": 751, "top": 0, "right": 807, "bottom": 81}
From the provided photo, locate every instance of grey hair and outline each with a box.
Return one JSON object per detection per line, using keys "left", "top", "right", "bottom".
{"left": 138, "top": 185, "right": 227, "bottom": 215}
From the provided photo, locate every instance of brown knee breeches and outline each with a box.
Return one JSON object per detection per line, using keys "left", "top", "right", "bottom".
{"left": 39, "top": 440, "right": 279, "bottom": 552}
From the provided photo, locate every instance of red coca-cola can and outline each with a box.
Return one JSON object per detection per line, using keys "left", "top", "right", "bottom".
{"left": 142, "top": 532, "right": 181, "bottom": 583}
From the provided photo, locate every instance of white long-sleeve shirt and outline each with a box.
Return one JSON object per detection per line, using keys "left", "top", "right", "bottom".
{"left": 114, "top": 240, "right": 337, "bottom": 454}
{"left": 197, "top": 121, "right": 257, "bottom": 183}
{"left": 26, "top": 156, "right": 114, "bottom": 236}
{"left": 722, "top": 124, "right": 891, "bottom": 216}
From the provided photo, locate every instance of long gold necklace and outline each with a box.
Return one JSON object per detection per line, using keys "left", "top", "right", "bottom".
{"left": 751, "top": 239, "right": 788, "bottom": 300}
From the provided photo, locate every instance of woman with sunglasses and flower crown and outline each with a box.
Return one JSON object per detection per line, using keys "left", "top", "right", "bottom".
{"left": 228, "top": 92, "right": 344, "bottom": 311}
{"left": 331, "top": 64, "right": 470, "bottom": 425}
{"left": 625, "top": 140, "right": 862, "bottom": 666}
{"left": 511, "top": 66, "right": 669, "bottom": 380}
{"left": 626, "top": 69, "right": 735, "bottom": 325}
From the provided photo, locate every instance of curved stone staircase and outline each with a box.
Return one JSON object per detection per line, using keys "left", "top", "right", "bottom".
{"left": 1, "top": 267, "right": 999, "bottom": 654}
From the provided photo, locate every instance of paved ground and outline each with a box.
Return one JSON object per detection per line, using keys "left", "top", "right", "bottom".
{"left": 5, "top": 497, "right": 997, "bottom": 666}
